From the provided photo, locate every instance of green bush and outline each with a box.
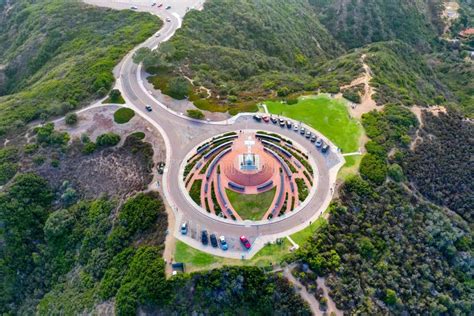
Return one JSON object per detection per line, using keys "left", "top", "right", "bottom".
{"left": 359, "top": 153, "right": 387, "bottom": 185}
{"left": 65, "top": 113, "right": 78, "bottom": 126}
{"left": 96, "top": 133, "right": 121, "bottom": 147}
{"left": 82, "top": 142, "right": 97, "bottom": 155}
{"left": 107, "top": 89, "right": 126, "bottom": 104}
{"left": 187, "top": 109, "right": 205, "bottom": 120}
{"left": 114, "top": 108, "right": 135, "bottom": 124}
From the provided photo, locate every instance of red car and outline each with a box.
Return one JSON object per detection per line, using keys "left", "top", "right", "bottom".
{"left": 262, "top": 116, "right": 270, "bottom": 123}
{"left": 240, "top": 236, "right": 251, "bottom": 249}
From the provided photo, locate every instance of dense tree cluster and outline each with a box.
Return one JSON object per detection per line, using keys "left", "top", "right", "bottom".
{"left": 404, "top": 111, "right": 473, "bottom": 222}
{"left": 308, "top": 0, "right": 444, "bottom": 50}
{"left": 297, "top": 180, "right": 472, "bottom": 314}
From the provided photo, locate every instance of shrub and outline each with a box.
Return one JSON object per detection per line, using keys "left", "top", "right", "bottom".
{"left": 65, "top": 113, "right": 78, "bottom": 126}
{"left": 114, "top": 108, "right": 135, "bottom": 124}
{"left": 108, "top": 89, "right": 125, "bottom": 104}
{"left": 168, "top": 77, "right": 191, "bottom": 99}
{"left": 187, "top": 109, "right": 205, "bottom": 120}
{"left": 388, "top": 164, "right": 404, "bottom": 182}
{"left": 96, "top": 133, "right": 121, "bottom": 147}
{"left": 359, "top": 153, "right": 387, "bottom": 185}
{"left": 82, "top": 142, "right": 97, "bottom": 154}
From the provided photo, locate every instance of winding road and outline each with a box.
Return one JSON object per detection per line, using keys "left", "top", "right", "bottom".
{"left": 83, "top": 0, "right": 344, "bottom": 259}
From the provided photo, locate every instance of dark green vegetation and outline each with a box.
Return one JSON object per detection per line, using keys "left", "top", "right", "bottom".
{"left": 152, "top": 266, "right": 311, "bottom": 315}
{"left": 308, "top": 0, "right": 444, "bottom": 50}
{"left": 104, "top": 89, "right": 126, "bottom": 104}
{"left": 404, "top": 111, "right": 473, "bottom": 222}
{"left": 296, "top": 107, "right": 472, "bottom": 314}
{"left": 189, "top": 179, "right": 202, "bottom": 206}
{"left": 113, "top": 107, "right": 135, "bottom": 124}
{"left": 186, "top": 109, "right": 204, "bottom": 120}
{"left": 142, "top": 0, "right": 343, "bottom": 113}
{"left": 0, "top": 0, "right": 161, "bottom": 139}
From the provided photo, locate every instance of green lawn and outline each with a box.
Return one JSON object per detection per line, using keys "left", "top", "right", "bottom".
{"left": 338, "top": 154, "right": 363, "bottom": 181}
{"left": 113, "top": 108, "right": 135, "bottom": 124}
{"left": 226, "top": 187, "right": 276, "bottom": 220}
{"left": 174, "top": 240, "right": 222, "bottom": 268}
{"left": 266, "top": 95, "right": 362, "bottom": 153}
{"left": 173, "top": 238, "right": 291, "bottom": 273}
{"left": 290, "top": 217, "right": 327, "bottom": 246}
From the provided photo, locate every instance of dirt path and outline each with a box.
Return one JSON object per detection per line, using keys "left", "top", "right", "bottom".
{"left": 340, "top": 54, "right": 379, "bottom": 119}
{"left": 442, "top": 1, "right": 460, "bottom": 35}
{"left": 283, "top": 266, "right": 321, "bottom": 315}
{"left": 283, "top": 264, "right": 343, "bottom": 316}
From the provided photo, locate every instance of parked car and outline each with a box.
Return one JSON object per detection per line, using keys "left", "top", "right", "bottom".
{"left": 219, "top": 236, "right": 228, "bottom": 250}
{"left": 201, "top": 230, "right": 209, "bottom": 245}
{"left": 305, "top": 131, "right": 311, "bottom": 138}
{"left": 315, "top": 139, "right": 323, "bottom": 148}
{"left": 145, "top": 105, "right": 152, "bottom": 112}
{"left": 157, "top": 161, "right": 165, "bottom": 174}
{"left": 310, "top": 135, "right": 317, "bottom": 142}
{"left": 279, "top": 119, "right": 285, "bottom": 127}
{"left": 158, "top": 3, "right": 163, "bottom": 7}
{"left": 180, "top": 222, "right": 188, "bottom": 235}
{"left": 293, "top": 124, "right": 299, "bottom": 131}
{"left": 155, "top": 33, "right": 161, "bottom": 37}
{"left": 166, "top": 17, "right": 171, "bottom": 22}
{"left": 253, "top": 114, "right": 262, "bottom": 121}
{"left": 130, "top": 6, "right": 138, "bottom": 10}
{"left": 271, "top": 117, "right": 278, "bottom": 124}
{"left": 210, "top": 234, "right": 218, "bottom": 248}
{"left": 300, "top": 127, "right": 305, "bottom": 134}
{"left": 166, "top": 5, "right": 171, "bottom": 9}
{"left": 262, "top": 116, "right": 270, "bottom": 123}
{"left": 240, "top": 235, "right": 251, "bottom": 249}
{"left": 322, "top": 143, "right": 329, "bottom": 153}
{"left": 286, "top": 120, "right": 292, "bottom": 128}
{"left": 151, "top": 2, "right": 156, "bottom": 6}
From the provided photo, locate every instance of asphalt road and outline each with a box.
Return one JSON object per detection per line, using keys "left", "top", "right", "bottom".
{"left": 83, "top": 0, "right": 344, "bottom": 258}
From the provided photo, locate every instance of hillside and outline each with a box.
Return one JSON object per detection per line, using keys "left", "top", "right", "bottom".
{"left": 308, "top": 0, "right": 444, "bottom": 49}
{"left": 0, "top": 0, "right": 161, "bottom": 138}
{"left": 144, "top": 0, "right": 345, "bottom": 113}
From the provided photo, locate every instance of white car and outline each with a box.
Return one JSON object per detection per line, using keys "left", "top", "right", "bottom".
{"left": 130, "top": 6, "right": 138, "bottom": 10}
{"left": 166, "top": 17, "right": 171, "bottom": 22}
{"left": 155, "top": 33, "right": 161, "bottom": 37}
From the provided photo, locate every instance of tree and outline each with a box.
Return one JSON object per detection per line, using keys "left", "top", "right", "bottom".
{"left": 168, "top": 77, "right": 190, "bottom": 99}
{"left": 65, "top": 113, "right": 78, "bottom": 126}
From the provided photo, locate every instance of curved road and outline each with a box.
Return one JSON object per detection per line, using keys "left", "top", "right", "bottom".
{"left": 83, "top": 0, "right": 344, "bottom": 258}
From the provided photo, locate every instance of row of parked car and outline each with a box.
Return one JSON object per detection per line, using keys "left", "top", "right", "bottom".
{"left": 253, "top": 114, "right": 330, "bottom": 153}
{"left": 180, "top": 223, "right": 251, "bottom": 250}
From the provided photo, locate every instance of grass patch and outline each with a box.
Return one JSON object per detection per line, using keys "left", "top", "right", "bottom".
{"left": 290, "top": 217, "right": 327, "bottom": 246}
{"left": 130, "top": 132, "right": 145, "bottom": 140}
{"left": 113, "top": 108, "right": 135, "bottom": 124}
{"left": 174, "top": 240, "right": 222, "bottom": 268}
{"left": 226, "top": 187, "right": 276, "bottom": 220}
{"left": 266, "top": 95, "right": 362, "bottom": 152}
{"left": 173, "top": 239, "right": 291, "bottom": 273}
{"left": 338, "top": 154, "right": 363, "bottom": 181}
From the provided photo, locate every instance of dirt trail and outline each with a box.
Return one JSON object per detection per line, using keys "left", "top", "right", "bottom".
{"left": 284, "top": 264, "right": 343, "bottom": 316}
{"left": 340, "top": 54, "right": 379, "bottom": 119}
{"left": 442, "top": 1, "right": 460, "bottom": 35}
{"left": 409, "top": 105, "right": 447, "bottom": 150}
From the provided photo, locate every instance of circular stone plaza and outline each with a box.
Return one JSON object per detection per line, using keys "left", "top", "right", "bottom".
{"left": 183, "top": 131, "right": 315, "bottom": 222}
{"left": 174, "top": 121, "right": 344, "bottom": 258}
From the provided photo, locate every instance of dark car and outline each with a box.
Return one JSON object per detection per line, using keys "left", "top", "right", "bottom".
{"left": 322, "top": 143, "right": 329, "bottom": 153}
{"left": 157, "top": 161, "right": 165, "bottom": 174}
{"left": 286, "top": 120, "right": 292, "bottom": 128}
{"left": 253, "top": 114, "right": 262, "bottom": 121}
{"left": 145, "top": 105, "right": 152, "bottom": 112}
{"left": 271, "top": 117, "right": 278, "bottom": 124}
{"left": 310, "top": 135, "right": 317, "bottom": 142}
{"left": 240, "top": 235, "right": 251, "bottom": 249}
{"left": 166, "top": 5, "right": 171, "bottom": 9}
{"left": 210, "top": 234, "right": 218, "bottom": 248}
{"left": 201, "top": 230, "right": 209, "bottom": 245}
